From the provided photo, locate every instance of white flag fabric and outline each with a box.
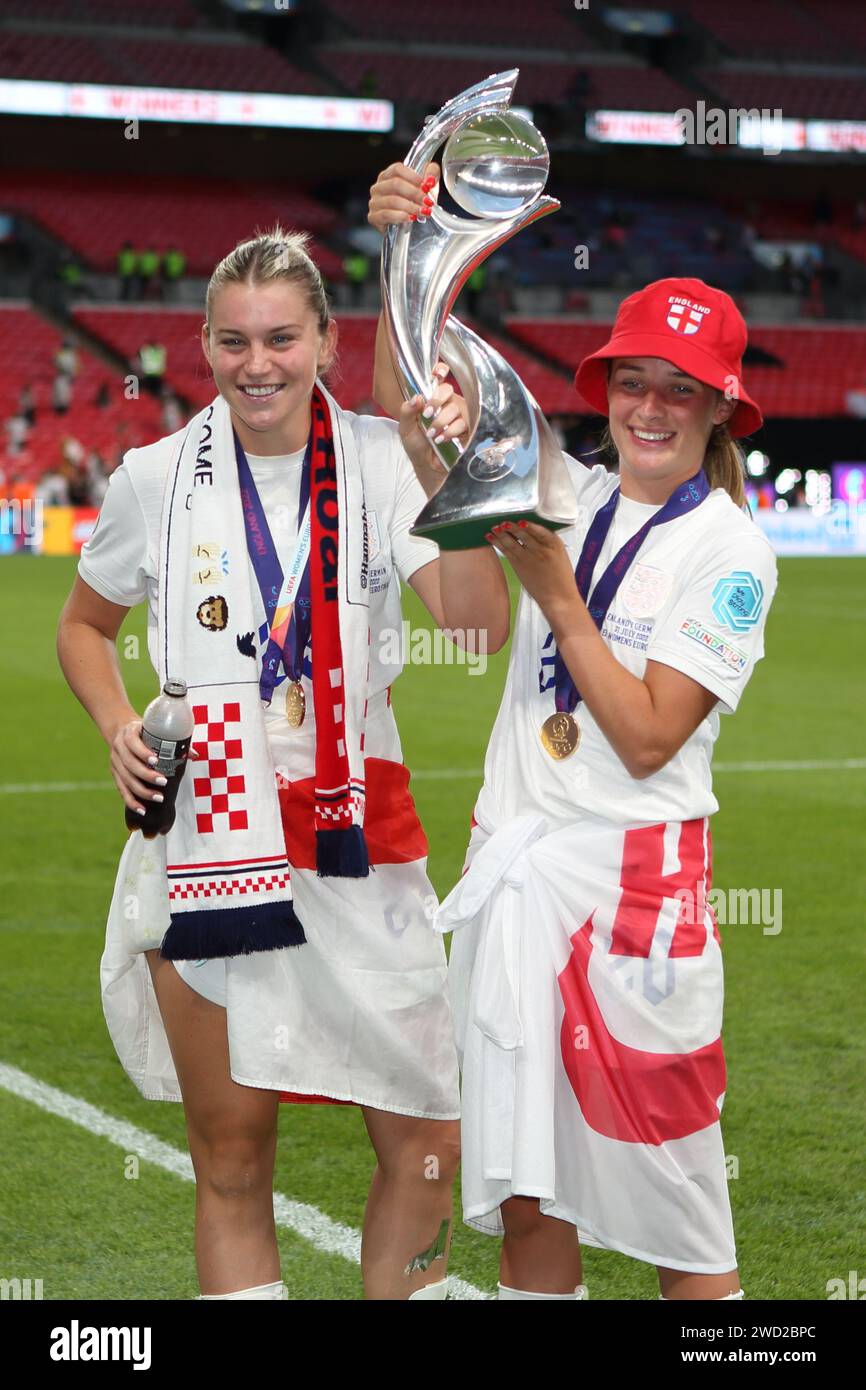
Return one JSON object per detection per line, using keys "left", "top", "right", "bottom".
{"left": 438, "top": 790, "right": 737, "bottom": 1275}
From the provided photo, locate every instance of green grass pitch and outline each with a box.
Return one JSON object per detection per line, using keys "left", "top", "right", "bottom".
{"left": 0, "top": 555, "right": 863, "bottom": 1300}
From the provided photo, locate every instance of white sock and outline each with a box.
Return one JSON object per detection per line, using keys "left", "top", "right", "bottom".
{"left": 498, "top": 1282, "right": 589, "bottom": 1300}
{"left": 408, "top": 1277, "right": 449, "bottom": 1300}
{"left": 197, "top": 1279, "right": 288, "bottom": 1300}
{"left": 659, "top": 1289, "right": 744, "bottom": 1301}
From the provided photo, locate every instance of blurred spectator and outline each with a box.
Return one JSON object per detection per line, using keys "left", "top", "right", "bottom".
{"left": 85, "top": 449, "right": 110, "bottom": 505}
{"left": 4, "top": 412, "right": 29, "bottom": 456}
{"left": 565, "top": 70, "right": 590, "bottom": 124}
{"left": 138, "top": 341, "right": 167, "bottom": 395}
{"left": 813, "top": 190, "right": 833, "bottom": 226}
{"left": 603, "top": 214, "right": 628, "bottom": 251}
{"left": 36, "top": 464, "right": 70, "bottom": 506}
{"left": 57, "top": 252, "right": 83, "bottom": 299}
{"left": 804, "top": 252, "right": 826, "bottom": 318}
{"left": 161, "top": 386, "right": 183, "bottom": 432}
{"left": 136, "top": 246, "right": 160, "bottom": 300}
{"left": 65, "top": 461, "right": 91, "bottom": 506}
{"left": 342, "top": 249, "right": 371, "bottom": 307}
{"left": 466, "top": 263, "right": 487, "bottom": 316}
{"left": 52, "top": 372, "right": 72, "bottom": 414}
{"left": 161, "top": 245, "right": 187, "bottom": 301}
{"left": 62, "top": 436, "right": 86, "bottom": 469}
{"left": 117, "top": 241, "right": 137, "bottom": 300}
{"left": 55, "top": 339, "right": 79, "bottom": 377}
{"left": 94, "top": 380, "right": 112, "bottom": 409}
{"left": 19, "top": 384, "right": 36, "bottom": 427}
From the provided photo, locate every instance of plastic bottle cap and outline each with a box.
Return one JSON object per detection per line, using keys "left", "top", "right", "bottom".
{"left": 164, "top": 678, "right": 188, "bottom": 697}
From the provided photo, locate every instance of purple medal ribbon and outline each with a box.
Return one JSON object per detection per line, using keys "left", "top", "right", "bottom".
{"left": 234, "top": 431, "right": 313, "bottom": 706}
{"left": 553, "top": 468, "right": 710, "bottom": 713}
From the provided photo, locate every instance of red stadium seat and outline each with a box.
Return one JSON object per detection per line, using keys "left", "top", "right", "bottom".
{"left": 0, "top": 172, "right": 341, "bottom": 278}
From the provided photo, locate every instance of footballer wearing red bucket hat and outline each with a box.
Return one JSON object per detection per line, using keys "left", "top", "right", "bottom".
{"left": 574, "top": 277, "right": 763, "bottom": 438}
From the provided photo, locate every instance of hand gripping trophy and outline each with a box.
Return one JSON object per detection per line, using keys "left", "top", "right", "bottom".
{"left": 381, "top": 69, "right": 578, "bottom": 550}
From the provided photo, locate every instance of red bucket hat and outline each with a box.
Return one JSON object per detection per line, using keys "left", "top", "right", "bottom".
{"left": 574, "top": 277, "right": 763, "bottom": 438}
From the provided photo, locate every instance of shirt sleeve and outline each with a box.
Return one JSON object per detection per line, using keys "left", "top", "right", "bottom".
{"left": 386, "top": 424, "right": 441, "bottom": 584}
{"left": 644, "top": 526, "right": 778, "bottom": 714}
{"left": 77, "top": 461, "right": 150, "bottom": 606}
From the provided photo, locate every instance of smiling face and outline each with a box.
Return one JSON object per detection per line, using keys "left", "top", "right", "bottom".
{"left": 201, "top": 280, "right": 336, "bottom": 456}
{"left": 606, "top": 356, "right": 735, "bottom": 502}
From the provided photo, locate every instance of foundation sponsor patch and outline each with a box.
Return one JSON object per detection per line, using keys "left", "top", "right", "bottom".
{"left": 677, "top": 617, "right": 748, "bottom": 671}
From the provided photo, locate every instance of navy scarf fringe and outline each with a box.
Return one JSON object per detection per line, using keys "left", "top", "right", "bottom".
{"left": 160, "top": 899, "right": 306, "bottom": 960}
{"left": 316, "top": 825, "right": 369, "bottom": 878}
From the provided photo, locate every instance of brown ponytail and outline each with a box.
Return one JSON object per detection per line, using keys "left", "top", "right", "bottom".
{"left": 703, "top": 423, "right": 746, "bottom": 508}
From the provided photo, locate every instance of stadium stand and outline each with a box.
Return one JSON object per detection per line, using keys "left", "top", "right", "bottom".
{"left": 1, "top": 173, "right": 342, "bottom": 280}
{"left": 0, "top": 303, "right": 162, "bottom": 483}
{"left": 0, "top": 32, "right": 328, "bottom": 94}
{"left": 321, "top": 0, "right": 599, "bottom": 49}
{"left": 506, "top": 318, "right": 866, "bottom": 419}
{"left": 0, "top": 0, "right": 207, "bottom": 28}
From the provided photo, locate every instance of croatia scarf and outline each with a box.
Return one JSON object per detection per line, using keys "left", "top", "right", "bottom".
{"left": 155, "top": 382, "right": 370, "bottom": 960}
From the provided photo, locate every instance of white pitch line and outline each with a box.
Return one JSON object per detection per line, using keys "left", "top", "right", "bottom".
{"left": 713, "top": 757, "right": 866, "bottom": 772}
{"left": 2, "top": 757, "right": 865, "bottom": 797}
{"left": 0, "top": 1062, "right": 487, "bottom": 1301}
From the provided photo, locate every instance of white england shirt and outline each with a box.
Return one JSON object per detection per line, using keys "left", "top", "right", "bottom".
{"left": 78, "top": 409, "right": 439, "bottom": 782}
{"left": 482, "top": 455, "right": 779, "bottom": 826}
{"left": 80, "top": 406, "right": 462, "bottom": 1117}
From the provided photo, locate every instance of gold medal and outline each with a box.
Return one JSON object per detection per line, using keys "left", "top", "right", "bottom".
{"left": 540, "top": 711, "right": 580, "bottom": 760}
{"left": 285, "top": 680, "right": 306, "bottom": 728}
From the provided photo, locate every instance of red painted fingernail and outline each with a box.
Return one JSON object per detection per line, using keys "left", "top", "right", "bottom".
{"left": 423, "top": 196, "right": 434, "bottom": 207}
{"left": 409, "top": 214, "right": 417, "bottom": 222}
{"left": 422, "top": 176, "right": 435, "bottom": 191}
{"left": 518, "top": 520, "right": 528, "bottom": 528}
{"left": 485, "top": 532, "right": 495, "bottom": 542}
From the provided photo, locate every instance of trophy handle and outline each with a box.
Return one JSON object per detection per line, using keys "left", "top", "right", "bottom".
{"left": 410, "top": 314, "right": 577, "bottom": 550}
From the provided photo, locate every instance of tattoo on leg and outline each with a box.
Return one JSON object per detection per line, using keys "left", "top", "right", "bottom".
{"left": 404, "top": 1218, "right": 450, "bottom": 1276}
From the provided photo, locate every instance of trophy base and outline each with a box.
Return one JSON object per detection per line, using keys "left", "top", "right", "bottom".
{"left": 410, "top": 509, "right": 571, "bottom": 551}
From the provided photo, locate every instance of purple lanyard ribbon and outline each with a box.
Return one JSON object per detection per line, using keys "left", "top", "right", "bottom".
{"left": 234, "top": 431, "right": 312, "bottom": 706}
{"left": 553, "top": 468, "right": 710, "bottom": 713}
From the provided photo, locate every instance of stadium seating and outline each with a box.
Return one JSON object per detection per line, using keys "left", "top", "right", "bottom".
{"left": 321, "top": 49, "right": 695, "bottom": 111}
{"left": 0, "top": 0, "right": 207, "bottom": 28}
{"left": 70, "top": 308, "right": 576, "bottom": 417}
{"left": 0, "top": 31, "right": 328, "bottom": 94}
{"left": 73, "top": 307, "right": 220, "bottom": 413}
{"left": 723, "top": 198, "right": 866, "bottom": 270}
{"left": 702, "top": 70, "right": 866, "bottom": 122}
{"left": 322, "top": 0, "right": 599, "bottom": 49}
{"left": 0, "top": 303, "right": 162, "bottom": 478}
{"left": 72, "top": 307, "right": 383, "bottom": 415}
{"left": 620, "top": 0, "right": 849, "bottom": 62}
{"left": 1, "top": 172, "right": 342, "bottom": 279}
{"left": 506, "top": 318, "right": 866, "bottom": 418}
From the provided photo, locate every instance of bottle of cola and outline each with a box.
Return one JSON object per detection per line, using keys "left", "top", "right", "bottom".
{"left": 125, "top": 678, "right": 195, "bottom": 839}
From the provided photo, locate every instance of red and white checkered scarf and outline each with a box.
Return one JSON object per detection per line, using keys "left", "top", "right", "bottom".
{"left": 155, "top": 384, "right": 370, "bottom": 960}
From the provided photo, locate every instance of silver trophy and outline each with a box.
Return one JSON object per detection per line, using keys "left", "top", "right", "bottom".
{"left": 382, "top": 69, "right": 578, "bottom": 550}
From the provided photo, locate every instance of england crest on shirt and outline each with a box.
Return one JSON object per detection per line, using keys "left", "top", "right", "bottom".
{"left": 620, "top": 562, "right": 674, "bottom": 618}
